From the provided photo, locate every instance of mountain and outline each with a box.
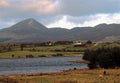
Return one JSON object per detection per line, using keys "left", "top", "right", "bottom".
{"left": 0, "top": 18, "right": 120, "bottom": 42}
{"left": 0, "top": 18, "right": 48, "bottom": 42}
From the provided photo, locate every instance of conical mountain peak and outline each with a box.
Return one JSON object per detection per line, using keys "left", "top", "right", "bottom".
{"left": 27, "top": 18, "right": 36, "bottom": 25}
{"left": 10, "top": 18, "right": 47, "bottom": 30}
{"left": 22, "top": 18, "right": 38, "bottom": 24}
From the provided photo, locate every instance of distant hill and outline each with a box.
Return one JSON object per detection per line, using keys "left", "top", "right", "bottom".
{"left": 0, "top": 18, "right": 120, "bottom": 42}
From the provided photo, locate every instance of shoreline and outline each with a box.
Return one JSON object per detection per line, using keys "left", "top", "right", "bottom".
{"left": 0, "top": 54, "right": 83, "bottom": 59}
{"left": 69, "top": 60, "right": 90, "bottom": 64}
{"left": 0, "top": 68, "right": 89, "bottom": 76}
{"left": 0, "top": 68, "right": 120, "bottom": 83}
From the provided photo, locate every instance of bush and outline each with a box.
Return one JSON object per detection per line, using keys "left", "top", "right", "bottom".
{"left": 26, "top": 54, "right": 34, "bottom": 58}
{"left": 59, "top": 80, "right": 77, "bottom": 83}
{"left": 52, "top": 53, "right": 64, "bottom": 57}
{"left": 83, "top": 44, "right": 120, "bottom": 69}
{"left": 38, "top": 55, "right": 46, "bottom": 57}
{"left": 11, "top": 54, "right": 15, "bottom": 58}
{"left": 0, "top": 77, "right": 20, "bottom": 83}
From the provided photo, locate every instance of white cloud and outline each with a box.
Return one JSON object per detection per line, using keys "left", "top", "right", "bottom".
{"left": 47, "top": 13, "right": 120, "bottom": 29}
{"left": 21, "top": 0, "right": 59, "bottom": 15}
{"left": 0, "top": 20, "right": 15, "bottom": 29}
{"left": 0, "top": 0, "right": 9, "bottom": 7}
{"left": 47, "top": 16, "right": 77, "bottom": 29}
{"left": 80, "top": 13, "right": 120, "bottom": 27}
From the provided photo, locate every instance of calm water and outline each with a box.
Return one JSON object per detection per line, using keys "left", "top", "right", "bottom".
{"left": 0, "top": 56, "right": 87, "bottom": 75}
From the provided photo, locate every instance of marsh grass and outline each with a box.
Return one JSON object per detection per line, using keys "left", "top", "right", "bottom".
{"left": 0, "top": 69, "right": 119, "bottom": 83}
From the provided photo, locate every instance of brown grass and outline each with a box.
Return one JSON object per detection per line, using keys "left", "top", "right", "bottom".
{"left": 0, "top": 68, "right": 120, "bottom": 83}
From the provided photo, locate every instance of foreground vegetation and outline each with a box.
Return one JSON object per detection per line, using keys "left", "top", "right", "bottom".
{"left": 83, "top": 43, "right": 120, "bottom": 69}
{"left": 0, "top": 68, "right": 120, "bottom": 83}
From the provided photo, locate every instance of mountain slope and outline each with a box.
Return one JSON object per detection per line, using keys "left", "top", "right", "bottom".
{"left": 0, "top": 18, "right": 47, "bottom": 34}
{"left": 0, "top": 18, "right": 48, "bottom": 42}
{"left": 0, "top": 18, "right": 120, "bottom": 42}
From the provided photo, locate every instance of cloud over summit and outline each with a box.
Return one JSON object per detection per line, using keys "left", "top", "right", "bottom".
{"left": 0, "top": 0, "right": 120, "bottom": 29}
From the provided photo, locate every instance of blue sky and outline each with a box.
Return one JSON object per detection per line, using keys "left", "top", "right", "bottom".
{"left": 0, "top": 0, "right": 120, "bottom": 29}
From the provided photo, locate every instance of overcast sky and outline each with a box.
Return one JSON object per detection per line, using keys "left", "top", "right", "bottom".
{"left": 0, "top": 0, "right": 120, "bottom": 29}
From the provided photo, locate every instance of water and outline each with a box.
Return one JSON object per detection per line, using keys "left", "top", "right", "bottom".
{"left": 0, "top": 56, "right": 87, "bottom": 75}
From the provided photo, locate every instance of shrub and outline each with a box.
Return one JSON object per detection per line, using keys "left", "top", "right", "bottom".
{"left": 11, "top": 54, "right": 15, "bottom": 58}
{"left": 59, "top": 80, "right": 77, "bottom": 83}
{"left": 83, "top": 44, "right": 120, "bottom": 69}
{"left": 26, "top": 54, "right": 34, "bottom": 58}
{"left": 38, "top": 55, "right": 46, "bottom": 57}
{"left": 0, "top": 77, "right": 20, "bottom": 83}
{"left": 52, "top": 53, "right": 63, "bottom": 57}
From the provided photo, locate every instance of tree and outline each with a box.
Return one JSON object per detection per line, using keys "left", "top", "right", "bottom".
{"left": 86, "top": 40, "right": 92, "bottom": 44}
{"left": 20, "top": 44, "right": 24, "bottom": 51}
{"left": 83, "top": 44, "right": 120, "bottom": 69}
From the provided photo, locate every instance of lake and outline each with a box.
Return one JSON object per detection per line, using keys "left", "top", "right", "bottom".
{"left": 0, "top": 56, "right": 87, "bottom": 75}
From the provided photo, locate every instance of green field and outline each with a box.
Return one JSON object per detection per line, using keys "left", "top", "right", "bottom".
{"left": 0, "top": 44, "right": 85, "bottom": 58}
{"left": 0, "top": 42, "right": 119, "bottom": 58}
